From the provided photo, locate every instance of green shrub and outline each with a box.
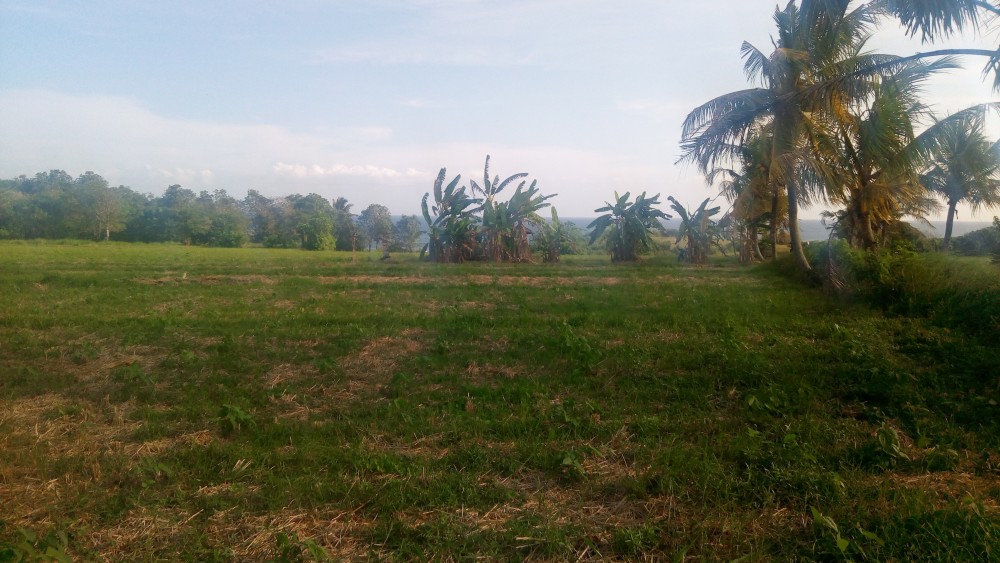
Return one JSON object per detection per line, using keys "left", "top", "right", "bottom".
{"left": 951, "top": 222, "right": 1000, "bottom": 256}
{"left": 805, "top": 240, "right": 1000, "bottom": 338}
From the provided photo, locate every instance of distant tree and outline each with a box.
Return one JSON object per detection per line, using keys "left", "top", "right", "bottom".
{"left": 331, "top": 197, "right": 360, "bottom": 251}
{"left": 75, "top": 174, "right": 131, "bottom": 242}
{"left": 0, "top": 187, "right": 26, "bottom": 238}
{"left": 156, "top": 184, "right": 198, "bottom": 243}
{"left": 357, "top": 204, "right": 394, "bottom": 252}
{"left": 290, "top": 193, "right": 336, "bottom": 250}
{"left": 391, "top": 215, "right": 423, "bottom": 252}
{"left": 588, "top": 192, "right": 671, "bottom": 262}
{"left": 243, "top": 189, "right": 282, "bottom": 245}
{"left": 918, "top": 109, "right": 1000, "bottom": 248}
{"left": 203, "top": 190, "right": 249, "bottom": 247}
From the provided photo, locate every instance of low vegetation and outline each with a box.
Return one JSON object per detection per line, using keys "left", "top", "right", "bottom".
{"left": 1, "top": 241, "right": 998, "bottom": 560}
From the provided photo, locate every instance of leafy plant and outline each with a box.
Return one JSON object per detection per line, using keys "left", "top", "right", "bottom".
{"left": 876, "top": 426, "right": 910, "bottom": 461}
{"left": 274, "top": 531, "right": 330, "bottom": 562}
{"left": 0, "top": 527, "right": 72, "bottom": 563}
{"left": 420, "top": 169, "right": 482, "bottom": 263}
{"left": 533, "top": 208, "right": 579, "bottom": 263}
{"left": 218, "top": 403, "right": 256, "bottom": 436}
{"left": 668, "top": 196, "right": 721, "bottom": 263}
{"left": 588, "top": 191, "right": 671, "bottom": 262}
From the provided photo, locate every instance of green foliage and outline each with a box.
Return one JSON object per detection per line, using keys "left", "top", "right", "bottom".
{"left": 806, "top": 241, "right": 1000, "bottom": 338}
{"left": 472, "top": 155, "right": 554, "bottom": 262}
{"left": 420, "top": 156, "right": 557, "bottom": 263}
{"left": 479, "top": 176, "right": 555, "bottom": 262}
{"left": 357, "top": 204, "right": 394, "bottom": 252}
{"left": 588, "top": 191, "right": 671, "bottom": 261}
{"left": 391, "top": 214, "right": 423, "bottom": 252}
{"left": 421, "top": 168, "right": 482, "bottom": 262}
{"left": 918, "top": 108, "right": 1000, "bottom": 248}
{"left": 274, "top": 532, "right": 330, "bottom": 562}
{"left": 951, "top": 220, "right": 1000, "bottom": 256}
{"left": 533, "top": 208, "right": 583, "bottom": 263}
{"left": 218, "top": 403, "right": 256, "bottom": 436}
{"left": 291, "top": 194, "right": 336, "bottom": 251}
{"left": 0, "top": 527, "right": 72, "bottom": 563}
{"left": 668, "top": 196, "right": 721, "bottom": 263}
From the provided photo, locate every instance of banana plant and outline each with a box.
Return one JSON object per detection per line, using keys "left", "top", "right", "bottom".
{"left": 535, "top": 207, "right": 578, "bottom": 263}
{"left": 668, "top": 196, "right": 721, "bottom": 264}
{"left": 481, "top": 178, "right": 556, "bottom": 262}
{"left": 469, "top": 154, "right": 529, "bottom": 206}
{"left": 588, "top": 191, "right": 671, "bottom": 262}
{"left": 420, "top": 168, "right": 482, "bottom": 262}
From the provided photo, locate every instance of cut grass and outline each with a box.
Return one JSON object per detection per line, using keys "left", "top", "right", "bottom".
{"left": 0, "top": 242, "right": 998, "bottom": 560}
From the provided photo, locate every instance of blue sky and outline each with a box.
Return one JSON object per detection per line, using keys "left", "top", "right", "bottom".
{"left": 0, "top": 1, "right": 996, "bottom": 219}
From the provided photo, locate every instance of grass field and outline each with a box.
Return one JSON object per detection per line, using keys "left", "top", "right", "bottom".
{"left": 1, "top": 242, "right": 998, "bottom": 561}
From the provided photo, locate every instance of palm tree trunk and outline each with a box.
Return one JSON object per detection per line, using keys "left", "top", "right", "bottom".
{"left": 943, "top": 200, "right": 958, "bottom": 249}
{"left": 770, "top": 191, "right": 779, "bottom": 260}
{"left": 786, "top": 182, "right": 812, "bottom": 273}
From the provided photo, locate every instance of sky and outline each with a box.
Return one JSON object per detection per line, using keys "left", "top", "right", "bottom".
{"left": 0, "top": 0, "right": 997, "bottom": 220}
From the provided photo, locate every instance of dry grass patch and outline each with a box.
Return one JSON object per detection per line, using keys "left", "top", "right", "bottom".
{"left": 84, "top": 506, "right": 207, "bottom": 560}
{"left": 210, "top": 509, "right": 378, "bottom": 560}
{"left": 319, "top": 329, "right": 426, "bottom": 403}
{"left": 0, "top": 394, "right": 144, "bottom": 528}
{"left": 887, "top": 471, "right": 1000, "bottom": 512}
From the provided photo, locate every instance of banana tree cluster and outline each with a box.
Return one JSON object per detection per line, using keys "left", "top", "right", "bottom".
{"left": 588, "top": 192, "right": 671, "bottom": 262}
{"left": 481, "top": 183, "right": 555, "bottom": 262}
{"left": 420, "top": 156, "right": 557, "bottom": 263}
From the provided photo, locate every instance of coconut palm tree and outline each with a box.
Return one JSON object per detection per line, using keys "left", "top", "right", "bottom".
{"left": 918, "top": 109, "right": 1000, "bottom": 247}
{"left": 800, "top": 56, "right": 956, "bottom": 249}
{"left": 878, "top": 0, "right": 1000, "bottom": 90}
{"left": 704, "top": 126, "right": 784, "bottom": 261}
{"left": 681, "top": 0, "right": 880, "bottom": 274}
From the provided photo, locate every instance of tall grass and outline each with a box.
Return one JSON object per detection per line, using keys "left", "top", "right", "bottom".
{"left": 806, "top": 240, "right": 1000, "bottom": 339}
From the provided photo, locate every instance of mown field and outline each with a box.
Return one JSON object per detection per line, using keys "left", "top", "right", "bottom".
{"left": 1, "top": 242, "right": 998, "bottom": 561}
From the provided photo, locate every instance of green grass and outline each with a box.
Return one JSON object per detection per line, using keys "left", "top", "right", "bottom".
{"left": 1, "top": 242, "right": 998, "bottom": 561}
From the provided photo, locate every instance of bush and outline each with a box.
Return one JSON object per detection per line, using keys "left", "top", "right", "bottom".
{"left": 950, "top": 224, "right": 1000, "bottom": 256}
{"left": 805, "top": 240, "right": 1000, "bottom": 338}
{"left": 883, "top": 221, "right": 937, "bottom": 253}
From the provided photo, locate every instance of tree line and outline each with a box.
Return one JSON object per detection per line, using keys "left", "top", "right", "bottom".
{"left": 0, "top": 170, "right": 424, "bottom": 253}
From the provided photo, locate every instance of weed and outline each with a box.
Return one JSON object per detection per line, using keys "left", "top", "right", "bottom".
{"left": 0, "top": 526, "right": 72, "bottom": 563}
{"left": 274, "top": 532, "right": 330, "bottom": 562}
{"left": 218, "top": 404, "right": 256, "bottom": 437}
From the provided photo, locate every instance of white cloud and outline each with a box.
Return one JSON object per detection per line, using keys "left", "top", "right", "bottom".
{"left": 273, "top": 162, "right": 425, "bottom": 179}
